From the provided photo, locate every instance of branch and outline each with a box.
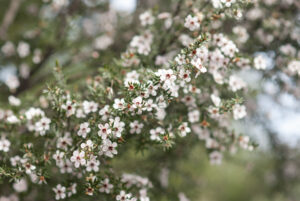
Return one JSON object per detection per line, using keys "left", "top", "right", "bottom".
{"left": 0, "top": 0, "right": 23, "bottom": 40}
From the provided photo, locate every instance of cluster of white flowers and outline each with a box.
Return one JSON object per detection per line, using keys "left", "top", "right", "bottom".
{"left": 130, "top": 31, "right": 153, "bottom": 55}
{"left": 0, "top": 2, "right": 260, "bottom": 200}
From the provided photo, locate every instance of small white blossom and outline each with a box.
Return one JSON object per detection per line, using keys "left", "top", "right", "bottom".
{"left": 229, "top": 75, "right": 246, "bottom": 92}
{"left": 139, "top": 11, "right": 155, "bottom": 26}
{"left": 233, "top": 104, "right": 247, "bottom": 120}
{"left": 8, "top": 96, "right": 21, "bottom": 106}
{"left": 0, "top": 138, "right": 11, "bottom": 152}
{"left": 17, "top": 41, "right": 30, "bottom": 58}
{"left": 83, "top": 100, "right": 98, "bottom": 114}
{"left": 77, "top": 122, "right": 91, "bottom": 138}
{"left": 130, "top": 120, "right": 144, "bottom": 134}
{"left": 150, "top": 127, "right": 165, "bottom": 141}
{"left": 61, "top": 100, "right": 76, "bottom": 117}
{"left": 98, "top": 123, "right": 112, "bottom": 139}
{"left": 86, "top": 157, "right": 100, "bottom": 172}
{"left": 178, "top": 122, "right": 191, "bottom": 137}
{"left": 254, "top": 55, "right": 267, "bottom": 70}
{"left": 188, "top": 110, "right": 200, "bottom": 123}
{"left": 209, "top": 151, "right": 223, "bottom": 165}
{"left": 184, "top": 15, "right": 200, "bottom": 31}
{"left": 99, "top": 178, "right": 113, "bottom": 194}
{"left": 70, "top": 150, "right": 86, "bottom": 168}
{"left": 53, "top": 184, "right": 66, "bottom": 200}
{"left": 35, "top": 117, "right": 51, "bottom": 135}
{"left": 99, "top": 139, "right": 118, "bottom": 158}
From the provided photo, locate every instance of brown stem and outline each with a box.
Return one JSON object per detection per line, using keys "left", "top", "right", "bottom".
{"left": 0, "top": 0, "right": 23, "bottom": 40}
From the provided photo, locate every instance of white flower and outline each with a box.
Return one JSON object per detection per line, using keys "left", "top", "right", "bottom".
{"left": 178, "top": 192, "right": 190, "bottom": 201}
{"left": 99, "top": 178, "right": 113, "bottom": 194}
{"left": 211, "top": 0, "right": 223, "bottom": 8}
{"left": 191, "top": 57, "right": 207, "bottom": 73}
{"left": 181, "top": 95, "right": 196, "bottom": 107}
{"left": 70, "top": 150, "right": 86, "bottom": 168}
{"left": 94, "top": 35, "right": 113, "bottom": 50}
{"left": 35, "top": 117, "right": 51, "bottom": 135}
{"left": 132, "top": 96, "right": 143, "bottom": 112}
{"left": 143, "top": 99, "right": 156, "bottom": 112}
{"left": 5, "top": 75, "right": 20, "bottom": 91}
{"left": 110, "top": 117, "right": 125, "bottom": 138}
{"left": 59, "top": 159, "right": 73, "bottom": 174}
{"left": 25, "top": 107, "right": 45, "bottom": 120}
{"left": 68, "top": 183, "right": 77, "bottom": 197}
{"left": 175, "top": 54, "right": 186, "bottom": 65}
{"left": 77, "top": 122, "right": 91, "bottom": 138}
{"left": 140, "top": 189, "right": 150, "bottom": 201}
{"left": 288, "top": 60, "right": 300, "bottom": 75}
{"left": 53, "top": 184, "right": 66, "bottom": 200}
{"left": 76, "top": 108, "right": 86, "bottom": 118}
{"left": 23, "top": 162, "right": 36, "bottom": 174}
{"left": 139, "top": 11, "right": 155, "bottom": 26}
{"left": 80, "top": 139, "right": 94, "bottom": 150}
{"left": 188, "top": 110, "right": 200, "bottom": 123}
{"left": 130, "top": 32, "right": 153, "bottom": 55}
{"left": 113, "top": 98, "right": 126, "bottom": 110}
{"left": 99, "top": 139, "right": 118, "bottom": 158}
{"left": 52, "top": 0, "right": 69, "bottom": 9}
{"left": 86, "top": 157, "right": 100, "bottom": 172}
{"left": 206, "top": 138, "right": 219, "bottom": 149}
{"left": 195, "top": 46, "right": 209, "bottom": 62}
{"left": 221, "top": 40, "right": 238, "bottom": 58}
{"left": 57, "top": 134, "right": 72, "bottom": 150}
{"left": 178, "top": 69, "right": 191, "bottom": 83}
{"left": 211, "top": 94, "right": 221, "bottom": 107}
{"left": 6, "top": 115, "right": 20, "bottom": 124}
{"left": 150, "top": 127, "right": 165, "bottom": 141}
{"left": 229, "top": 75, "right": 246, "bottom": 92}
{"left": 156, "top": 108, "right": 166, "bottom": 120}
{"left": 220, "top": 0, "right": 236, "bottom": 7}
{"left": 116, "top": 190, "right": 131, "bottom": 201}
{"left": 209, "top": 151, "right": 223, "bottom": 165}
{"left": 146, "top": 81, "right": 159, "bottom": 96}
{"left": 53, "top": 150, "right": 65, "bottom": 166}
{"left": 254, "top": 55, "right": 267, "bottom": 70}
{"left": 8, "top": 96, "right": 21, "bottom": 106}
{"left": 0, "top": 138, "right": 10, "bottom": 152}
{"left": 233, "top": 26, "right": 249, "bottom": 43}
{"left": 129, "top": 120, "right": 144, "bottom": 134}
{"left": 178, "top": 122, "right": 191, "bottom": 137}
{"left": 184, "top": 15, "right": 200, "bottom": 31}
{"left": 1, "top": 41, "right": 15, "bottom": 56}
{"left": 17, "top": 41, "right": 30, "bottom": 58}
{"left": 13, "top": 178, "right": 28, "bottom": 193}
{"left": 239, "top": 136, "right": 250, "bottom": 150}
{"left": 208, "top": 106, "right": 220, "bottom": 119}
{"left": 83, "top": 100, "right": 98, "bottom": 114}
{"left": 61, "top": 100, "right": 76, "bottom": 117}
{"left": 280, "top": 44, "right": 296, "bottom": 57}
{"left": 155, "top": 69, "right": 176, "bottom": 83}
{"left": 98, "top": 123, "right": 112, "bottom": 139}
{"left": 99, "top": 105, "right": 110, "bottom": 121}
{"left": 179, "top": 34, "right": 193, "bottom": 47}
{"left": 10, "top": 155, "right": 21, "bottom": 166}
{"left": 233, "top": 104, "right": 247, "bottom": 120}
